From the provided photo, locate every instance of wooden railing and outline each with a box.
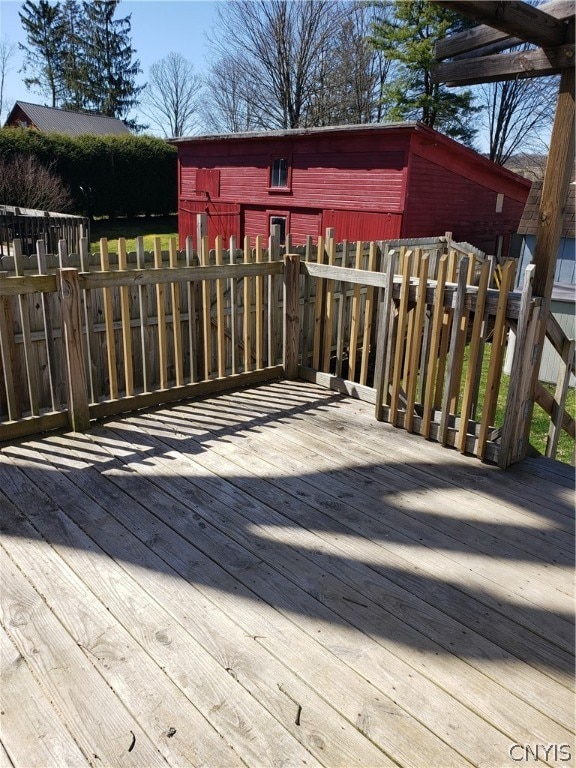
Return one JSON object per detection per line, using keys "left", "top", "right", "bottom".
{"left": 0, "top": 227, "right": 573, "bottom": 466}
{"left": 0, "top": 234, "right": 284, "bottom": 442}
{"left": 295, "top": 235, "right": 530, "bottom": 464}
{"left": 0, "top": 205, "right": 89, "bottom": 258}
{"left": 537, "top": 312, "right": 575, "bottom": 459}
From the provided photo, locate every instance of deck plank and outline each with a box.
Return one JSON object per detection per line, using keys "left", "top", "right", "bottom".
{"left": 104, "top": 405, "right": 574, "bottom": 721}
{"left": 3, "top": 437, "right": 471, "bottom": 768}
{"left": 0, "top": 625, "right": 90, "bottom": 768}
{"left": 0, "top": 380, "right": 574, "bottom": 768}
{"left": 0, "top": 459, "right": 333, "bottom": 768}
{"left": 0, "top": 546, "right": 170, "bottom": 767}
{"left": 0, "top": 492, "right": 245, "bottom": 768}
{"left": 201, "top": 388, "right": 574, "bottom": 576}
{"left": 129, "top": 396, "right": 575, "bottom": 660}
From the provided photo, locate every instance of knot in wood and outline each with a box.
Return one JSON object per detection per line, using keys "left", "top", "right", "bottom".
{"left": 59, "top": 279, "right": 72, "bottom": 299}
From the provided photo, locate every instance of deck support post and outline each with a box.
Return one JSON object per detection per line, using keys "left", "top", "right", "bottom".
{"left": 516, "top": 66, "right": 575, "bottom": 464}
{"left": 283, "top": 253, "right": 300, "bottom": 379}
{"left": 58, "top": 267, "right": 90, "bottom": 432}
{"left": 498, "top": 265, "right": 539, "bottom": 467}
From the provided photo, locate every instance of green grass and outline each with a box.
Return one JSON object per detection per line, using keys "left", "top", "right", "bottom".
{"left": 466, "top": 345, "right": 575, "bottom": 465}
{"left": 89, "top": 215, "right": 178, "bottom": 253}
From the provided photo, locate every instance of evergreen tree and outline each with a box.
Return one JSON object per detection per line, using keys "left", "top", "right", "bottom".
{"left": 19, "top": 0, "right": 67, "bottom": 107}
{"left": 79, "top": 0, "right": 144, "bottom": 127}
{"left": 60, "top": 0, "right": 87, "bottom": 111}
{"left": 371, "top": 0, "right": 478, "bottom": 145}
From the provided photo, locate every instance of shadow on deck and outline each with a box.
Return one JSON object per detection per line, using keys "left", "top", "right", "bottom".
{"left": 0, "top": 380, "right": 574, "bottom": 768}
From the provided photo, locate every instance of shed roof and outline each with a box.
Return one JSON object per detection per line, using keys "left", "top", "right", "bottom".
{"left": 4, "top": 101, "right": 131, "bottom": 136}
{"left": 172, "top": 121, "right": 531, "bottom": 190}
{"left": 169, "top": 121, "right": 419, "bottom": 144}
{"left": 518, "top": 174, "right": 575, "bottom": 239}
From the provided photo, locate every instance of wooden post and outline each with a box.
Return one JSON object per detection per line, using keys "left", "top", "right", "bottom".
{"left": 58, "top": 268, "right": 90, "bottom": 432}
{"left": 229, "top": 235, "right": 238, "bottom": 375}
{"left": 531, "top": 67, "right": 574, "bottom": 301}
{"left": 136, "top": 237, "right": 152, "bottom": 392}
{"left": 521, "top": 66, "right": 575, "bottom": 460}
{"left": 99, "top": 238, "right": 118, "bottom": 399}
{"left": 283, "top": 253, "right": 300, "bottom": 380}
{"left": 374, "top": 250, "right": 397, "bottom": 421}
{"left": 268, "top": 225, "right": 280, "bottom": 367}
{"left": 36, "top": 240, "right": 58, "bottom": 411}
{"left": 118, "top": 237, "right": 134, "bottom": 396}
{"left": 498, "top": 265, "right": 537, "bottom": 467}
{"left": 0, "top": 271, "right": 20, "bottom": 421}
{"left": 169, "top": 237, "right": 184, "bottom": 386}
{"left": 197, "top": 214, "right": 212, "bottom": 379}
{"left": 439, "top": 257, "right": 468, "bottom": 445}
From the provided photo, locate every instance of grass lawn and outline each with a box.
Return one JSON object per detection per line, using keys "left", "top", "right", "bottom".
{"left": 89, "top": 215, "right": 178, "bottom": 253}
{"left": 469, "top": 345, "right": 575, "bottom": 465}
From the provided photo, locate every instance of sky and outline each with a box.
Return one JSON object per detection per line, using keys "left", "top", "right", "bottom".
{"left": 0, "top": 0, "right": 220, "bottom": 128}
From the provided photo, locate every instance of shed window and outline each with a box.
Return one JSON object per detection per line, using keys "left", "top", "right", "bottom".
{"left": 270, "top": 216, "right": 286, "bottom": 245}
{"left": 270, "top": 158, "right": 289, "bottom": 188}
{"left": 496, "top": 193, "right": 504, "bottom": 213}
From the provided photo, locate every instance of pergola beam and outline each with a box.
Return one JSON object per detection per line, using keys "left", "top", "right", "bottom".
{"left": 434, "top": 44, "right": 574, "bottom": 86}
{"left": 435, "top": 1, "right": 569, "bottom": 49}
{"left": 435, "top": 0, "right": 574, "bottom": 59}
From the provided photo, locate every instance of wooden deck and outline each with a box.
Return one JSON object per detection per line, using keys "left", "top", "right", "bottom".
{"left": 0, "top": 380, "right": 574, "bottom": 768}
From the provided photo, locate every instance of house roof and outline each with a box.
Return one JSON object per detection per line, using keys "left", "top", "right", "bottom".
{"left": 518, "top": 174, "right": 575, "bottom": 239}
{"left": 4, "top": 101, "right": 131, "bottom": 136}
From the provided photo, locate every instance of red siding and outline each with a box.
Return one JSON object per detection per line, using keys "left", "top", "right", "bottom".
{"left": 402, "top": 154, "right": 527, "bottom": 254}
{"left": 241, "top": 207, "right": 322, "bottom": 245}
{"left": 176, "top": 125, "right": 530, "bottom": 251}
{"left": 242, "top": 208, "right": 268, "bottom": 242}
{"left": 180, "top": 167, "right": 197, "bottom": 197}
{"left": 289, "top": 210, "right": 322, "bottom": 243}
{"left": 291, "top": 152, "right": 404, "bottom": 212}
{"left": 178, "top": 135, "right": 409, "bottom": 215}
{"left": 322, "top": 210, "right": 402, "bottom": 242}
{"left": 178, "top": 199, "right": 240, "bottom": 248}
{"left": 197, "top": 169, "right": 220, "bottom": 198}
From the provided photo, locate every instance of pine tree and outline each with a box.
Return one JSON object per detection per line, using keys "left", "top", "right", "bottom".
{"left": 19, "top": 0, "right": 67, "bottom": 107}
{"left": 371, "top": 0, "right": 478, "bottom": 145}
{"left": 60, "top": 0, "right": 87, "bottom": 111}
{"left": 79, "top": 0, "right": 144, "bottom": 127}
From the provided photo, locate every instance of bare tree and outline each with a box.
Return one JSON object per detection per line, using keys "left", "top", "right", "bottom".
{"left": 205, "top": 0, "right": 349, "bottom": 131}
{"left": 202, "top": 53, "right": 259, "bottom": 134}
{"left": 0, "top": 37, "right": 17, "bottom": 122}
{"left": 305, "top": 2, "right": 391, "bottom": 126}
{"left": 0, "top": 154, "right": 73, "bottom": 211}
{"left": 141, "top": 52, "right": 202, "bottom": 137}
{"left": 478, "top": 75, "right": 557, "bottom": 165}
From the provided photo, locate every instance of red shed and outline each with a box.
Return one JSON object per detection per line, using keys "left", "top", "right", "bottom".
{"left": 172, "top": 122, "right": 530, "bottom": 255}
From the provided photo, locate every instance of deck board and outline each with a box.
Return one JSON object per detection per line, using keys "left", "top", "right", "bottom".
{"left": 0, "top": 380, "right": 574, "bottom": 768}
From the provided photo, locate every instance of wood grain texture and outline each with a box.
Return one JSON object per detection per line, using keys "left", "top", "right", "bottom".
{"left": 57, "top": 268, "right": 89, "bottom": 432}
{"left": 0, "top": 624, "right": 90, "bottom": 768}
{"left": 0, "top": 380, "right": 573, "bottom": 768}
{"left": 283, "top": 254, "right": 300, "bottom": 380}
{"left": 99, "top": 239, "right": 118, "bottom": 400}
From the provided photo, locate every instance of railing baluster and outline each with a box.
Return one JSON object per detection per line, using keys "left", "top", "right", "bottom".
{"left": 13, "top": 239, "right": 40, "bottom": 416}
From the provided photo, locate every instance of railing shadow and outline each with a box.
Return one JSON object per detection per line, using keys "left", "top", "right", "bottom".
{"left": 0, "top": 382, "right": 573, "bottom": 686}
